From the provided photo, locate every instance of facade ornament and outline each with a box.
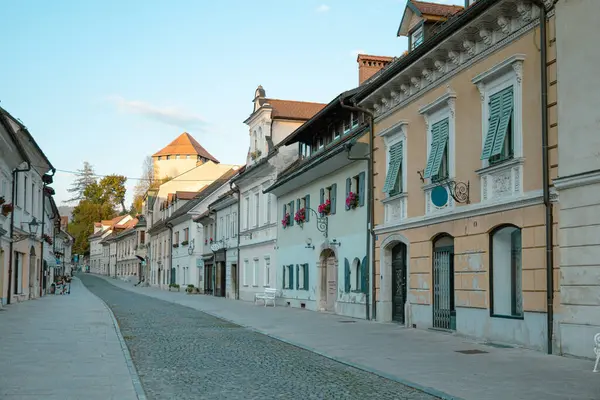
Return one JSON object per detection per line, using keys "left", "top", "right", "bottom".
{"left": 463, "top": 40, "right": 476, "bottom": 57}
{"left": 512, "top": 60, "right": 524, "bottom": 85}
{"left": 423, "top": 114, "right": 429, "bottom": 132}
{"left": 516, "top": 1, "right": 532, "bottom": 22}
{"left": 479, "top": 29, "right": 493, "bottom": 45}
{"left": 400, "top": 83, "right": 410, "bottom": 96}
{"left": 390, "top": 91, "right": 401, "bottom": 104}
{"left": 477, "top": 82, "right": 486, "bottom": 102}
{"left": 434, "top": 60, "right": 446, "bottom": 74}
{"left": 542, "top": 0, "right": 554, "bottom": 10}
{"left": 411, "top": 77, "right": 421, "bottom": 90}
{"left": 497, "top": 16, "right": 511, "bottom": 34}
{"left": 447, "top": 97, "right": 456, "bottom": 118}
{"left": 422, "top": 69, "right": 434, "bottom": 83}
{"left": 448, "top": 50, "right": 461, "bottom": 66}
{"left": 373, "top": 104, "right": 382, "bottom": 115}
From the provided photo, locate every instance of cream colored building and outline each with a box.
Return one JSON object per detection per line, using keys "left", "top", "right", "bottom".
{"left": 152, "top": 132, "right": 219, "bottom": 179}
{"left": 353, "top": 0, "right": 558, "bottom": 352}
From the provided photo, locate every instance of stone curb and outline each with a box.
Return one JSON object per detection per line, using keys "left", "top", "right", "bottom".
{"left": 92, "top": 274, "right": 462, "bottom": 400}
{"left": 77, "top": 277, "right": 148, "bottom": 400}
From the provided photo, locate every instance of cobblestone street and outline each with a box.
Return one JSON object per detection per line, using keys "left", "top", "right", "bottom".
{"left": 80, "top": 274, "right": 436, "bottom": 400}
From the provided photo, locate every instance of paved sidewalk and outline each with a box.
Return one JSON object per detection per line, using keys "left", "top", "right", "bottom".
{"left": 93, "top": 275, "right": 600, "bottom": 400}
{"left": 0, "top": 278, "right": 141, "bottom": 400}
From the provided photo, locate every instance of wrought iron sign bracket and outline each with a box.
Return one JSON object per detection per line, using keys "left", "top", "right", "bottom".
{"left": 446, "top": 180, "right": 470, "bottom": 204}
{"left": 305, "top": 208, "right": 328, "bottom": 238}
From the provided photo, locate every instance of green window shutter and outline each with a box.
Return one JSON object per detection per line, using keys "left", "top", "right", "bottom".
{"left": 423, "top": 122, "right": 442, "bottom": 179}
{"left": 303, "top": 263, "right": 309, "bottom": 291}
{"left": 330, "top": 184, "right": 337, "bottom": 214}
{"left": 361, "top": 256, "right": 368, "bottom": 294}
{"left": 289, "top": 265, "right": 294, "bottom": 289}
{"left": 320, "top": 188, "right": 324, "bottom": 207}
{"left": 490, "top": 87, "right": 514, "bottom": 157}
{"left": 481, "top": 89, "right": 504, "bottom": 159}
{"left": 296, "top": 264, "right": 299, "bottom": 289}
{"left": 289, "top": 201, "right": 294, "bottom": 226}
{"left": 305, "top": 195, "right": 310, "bottom": 222}
{"left": 282, "top": 204, "right": 286, "bottom": 220}
{"left": 358, "top": 172, "right": 366, "bottom": 207}
{"left": 383, "top": 142, "right": 403, "bottom": 193}
{"left": 344, "top": 258, "right": 351, "bottom": 293}
{"left": 345, "top": 178, "right": 351, "bottom": 210}
{"left": 282, "top": 265, "right": 286, "bottom": 289}
{"left": 428, "top": 119, "right": 449, "bottom": 179}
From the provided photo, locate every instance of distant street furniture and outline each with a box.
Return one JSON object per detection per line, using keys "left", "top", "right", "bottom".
{"left": 594, "top": 333, "right": 600, "bottom": 372}
{"left": 254, "top": 288, "right": 278, "bottom": 307}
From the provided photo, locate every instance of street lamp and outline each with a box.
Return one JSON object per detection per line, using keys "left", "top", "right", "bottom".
{"left": 28, "top": 217, "right": 39, "bottom": 236}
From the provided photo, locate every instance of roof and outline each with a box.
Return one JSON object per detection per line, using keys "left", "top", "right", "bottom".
{"left": 255, "top": 99, "right": 326, "bottom": 121}
{"left": 412, "top": 0, "right": 463, "bottom": 17}
{"left": 357, "top": 54, "right": 395, "bottom": 63}
{"left": 176, "top": 191, "right": 199, "bottom": 200}
{"left": 153, "top": 132, "right": 219, "bottom": 163}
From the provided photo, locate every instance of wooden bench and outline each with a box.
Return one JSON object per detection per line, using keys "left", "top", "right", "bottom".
{"left": 254, "top": 288, "right": 278, "bottom": 307}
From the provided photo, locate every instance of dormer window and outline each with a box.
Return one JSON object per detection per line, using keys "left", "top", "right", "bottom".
{"left": 411, "top": 26, "right": 424, "bottom": 50}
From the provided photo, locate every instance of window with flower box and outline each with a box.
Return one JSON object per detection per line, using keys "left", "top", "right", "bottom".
{"left": 345, "top": 173, "right": 365, "bottom": 210}
{"left": 319, "top": 184, "right": 336, "bottom": 215}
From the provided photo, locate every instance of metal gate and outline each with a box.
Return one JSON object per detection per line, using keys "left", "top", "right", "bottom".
{"left": 391, "top": 244, "right": 407, "bottom": 324}
{"left": 433, "top": 245, "right": 454, "bottom": 330}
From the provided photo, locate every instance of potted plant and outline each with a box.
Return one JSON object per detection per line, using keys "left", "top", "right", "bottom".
{"left": 1, "top": 203, "right": 14, "bottom": 217}
{"left": 168, "top": 283, "right": 180, "bottom": 292}
{"left": 294, "top": 208, "right": 306, "bottom": 226}
{"left": 318, "top": 199, "right": 331, "bottom": 216}
{"left": 281, "top": 212, "right": 290, "bottom": 229}
{"left": 181, "top": 240, "right": 189, "bottom": 246}
{"left": 186, "top": 284, "right": 195, "bottom": 294}
{"left": 346, "top": 192, "right": 358, "bottom": 210}
{"left": 210, "top": 237, "right": 214, "bottom": 244}
{"left": 250, "top": 150, "right": 262, "bottom": 160}
{"left": 172, "top": 243, "right": 179, "bottom": 248}
{"left": 0, "top": 196, "right": 5, "bottom": 206}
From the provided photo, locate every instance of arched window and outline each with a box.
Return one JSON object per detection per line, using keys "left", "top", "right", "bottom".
{"left": 490, "top": 225, "right": 523, "bottom": 318}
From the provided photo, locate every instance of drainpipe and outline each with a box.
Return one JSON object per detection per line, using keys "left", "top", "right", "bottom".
{"left": 230, "top": 181, "right": 241, "bottom": 300}
{"left": 340, "top": 99, "right": 375, "bottom": 321}
{"left": 530, "top": 0, "right": 554, "bottom": 355}
{"left": 39, "top": 168, "right": 56, "bottom": 297}
{"left": 7, "top": 162, "right": 31, "bottom": 305}
{"left": 166, "top": 223, "right": 174, "bottom": 286}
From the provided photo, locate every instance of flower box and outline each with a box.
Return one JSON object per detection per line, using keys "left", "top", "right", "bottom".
{"left": 172, "top": 243, "right": 179, "bottom": 248}
{"left": 181, "top": 240, "right": 189, "bottom": 246}
{"left": 346, "top": 192, "right": 358, "bottom": 210}
{"left": 1, "top": 203, "right": 14, "bottom": 217}
{"left": 0, "top": 196, "right": 5, "bottom": 206}
{"left": 294, "top": 208, "right": 306, "bottom": 225}
{"left": 250, "top": 150, "right": 262, "bottom": 160}
{"left": 281, "top": 213, "right": 290, "bottom": 229}
{"left": 318, "top": 199, "right": 331, "bottom": 216}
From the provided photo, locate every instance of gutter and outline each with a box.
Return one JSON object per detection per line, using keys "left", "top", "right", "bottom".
{"left": 6, "top": 161, "right": 31, "bottom": 305}
{"left": 166, "top": 222, "right": 174, "bottom": 286}
{"left": 530, "top": 0, "right": 554, "bottom": 355}
{"left": 339, "top": 99, "right": 375, "bottom": 321}
{"left": 230, "top": 181, "right": 241, "bottom": 300}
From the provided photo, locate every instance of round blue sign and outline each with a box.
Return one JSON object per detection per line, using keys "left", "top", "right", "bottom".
{"left": 431, "top": 185, "right": 448, "bottom": 208}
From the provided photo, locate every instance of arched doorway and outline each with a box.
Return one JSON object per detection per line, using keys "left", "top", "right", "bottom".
{"left": 318, "top": 249, "right": 337, "bottom": 312}
{"left": 432, "top": 234, "right": 455, "bottom": 330}
{"left": 391, "top": 243, "right": 407, "bottom": 324}
{"left": 28, "top": 246, "right": 37, "bottom": 299}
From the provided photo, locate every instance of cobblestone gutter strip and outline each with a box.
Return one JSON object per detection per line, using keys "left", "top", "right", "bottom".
{"left": 79, "top": 278, "right": 148, "bottom": 400}
{"left": 194, "top": 306, "right": 460, "bottom": 400}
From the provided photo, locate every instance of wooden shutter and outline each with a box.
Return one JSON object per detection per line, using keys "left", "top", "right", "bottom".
{"left": 282, "top": 265, "right": 286, "bottom": 289}
{"left": 303, "top": 263, "right": 309, "bottom": 291}
{"left": 382, "top": 142, "right": 403, "bottom": 193}
{"left": 361, "top": 256, "right": 368, "bottom": 294}
{"left": 429, "top": 119, "right": 449, "bottom": 179}
{"left": 282, "top": 204, "right": 286, "bottom": 220}
{"left": 289, "top": 265, "right": 294, "bottom": 289}
{"left": 491, "top": 87, "right": 514, "bottom": 157}
{"left": 289, "top": 201, "right": 294, "bottom": 226}
{"left": 330, "top": 183, "right": 337, "bottom": 215}
{"left": 320, "top": 188, "right": 325, "bottom": 205}
{"left": 481, "top": 89, "right": 504, "bottom": 159}
{"left": 344, "top": 258, "right": 351, "bottom": 292}
{"left": 424, "top": 122, "right": 442, "bottom": 179}
{"left": 305, "top": 195, "right": 310, "bottom": 222}
{"left": 358, "top": 172, "right": 366, "bottom": 207}
{"left": 345, "top": 178, "right": 351, "bottom": 210}
{"left": 296, "top": 264, "right": 299, "bottom": 290}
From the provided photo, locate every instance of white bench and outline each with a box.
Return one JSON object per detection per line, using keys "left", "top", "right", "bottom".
{"left": 254, "top": 288, "right": 278, "bottom": 307}
{"left": 594, "top": 333, "right": 600, "bottom": 372}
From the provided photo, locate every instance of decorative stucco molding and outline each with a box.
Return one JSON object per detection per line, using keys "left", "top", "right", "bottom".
{"left": 553, "top": 169, "right": 600, "bottom": 190}
{"left": 418, "top": 89, "right": 457, "bottom": 116}
{"left": 471, "top": 54, "right": 526, "bottom": 86}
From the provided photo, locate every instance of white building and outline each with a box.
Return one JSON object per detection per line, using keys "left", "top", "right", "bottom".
{"left": 265, "top": 89, "right": 371, "bottom": 318}
{"left": 0, "top": 106, "right": 55, "bottom": 305}
{"left": 88, "top": 215, "right": 132, "bottom": 274}
{"left": 115, "top": 217, "right": 145, "bottom": 282}
{"left": 553, "top": 0, "right": 600, "bottom": 359}
{"left": 54, "top": 227, "right": 74, "bottom": 276}
{"left": 206, "top": 189, "right": 239, "bottom": 299}
{"left": 231, "top": 86, "right": 325, "bottom": 302}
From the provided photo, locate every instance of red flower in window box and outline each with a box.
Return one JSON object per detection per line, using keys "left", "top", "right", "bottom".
{"left": 294, "top": 208, "right": 306, "bottom": 225}
{"left": 1, "top": 203, "right": 14, "bottom": 217}
{"left": 0, "top": 196, "right": 5, "bottom": 206}
{"left": 345, "top": 192, "right": 358, "bottom": 210}
{"left": 317, "top": 199, "right": 331, "bottom": 216}
{"left": 281, "top": 213, "right": 290, "bottom": 228}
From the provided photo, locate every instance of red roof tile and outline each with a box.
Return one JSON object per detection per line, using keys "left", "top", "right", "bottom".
{"left": 412, "top": 0, "right": 463, "bottom": 17}
{"left": 153, "top": 132, "right": 219, "bottom": 163}
{"left": 262, "top": 99, "right": 326, "bottom": 121}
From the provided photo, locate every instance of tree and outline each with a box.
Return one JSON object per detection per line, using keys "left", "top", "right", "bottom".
{"left": 64, "top": 161, "right": 96, "bottom": 204}
{"left": 133, "top": 156, "right": 156, "bottom": 198}
{"left": 82, "top": 175, "right": 128, "bottom": 212}
{"left": 68, "top": 200, "right": 115, "bottom": 254}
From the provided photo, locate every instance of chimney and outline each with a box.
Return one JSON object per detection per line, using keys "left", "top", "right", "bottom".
{"left": 357, "top": 54, "right": 395, "bottom": 85}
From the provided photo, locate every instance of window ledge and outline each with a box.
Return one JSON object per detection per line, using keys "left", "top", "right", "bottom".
{"left": 382, "top": 192, "right": 407, "bottom": 204}
{"left": 490, "top": 314, "right": 524, "bottom": 321}
{"left": 476, "top": 157, "right": 524, "bottom": 176}
{"left": 421, "top": 177, "right": 453, "bottom": 191}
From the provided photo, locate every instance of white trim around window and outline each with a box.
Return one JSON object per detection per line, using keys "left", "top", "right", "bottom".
{"left": 263, "top": 255, "right": 271, "bottom": 287}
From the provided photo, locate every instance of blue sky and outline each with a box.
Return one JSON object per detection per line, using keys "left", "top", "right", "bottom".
{"left": 1, "top": 0, "right": 461, "bottom": 206}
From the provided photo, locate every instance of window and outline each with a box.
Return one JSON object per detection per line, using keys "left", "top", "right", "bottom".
{"left": 174, "top": 231, "right": 179, "bottom": 244}
{"left": 23, "top": 176, "right": 28, "bottom": 209}
{"left": 481, "top": 86, "right": 514, "bottom": 164}
{"left": 232, "top": 212, "right": 237, "bottom": 237}
{"left": 345, "top": 173, "right": 366, "bottom": 210}
{"left": 424, "top": 118, "right": 450, "bottom": 182}
{"left": 411, "top": 26, "right": 424, "bottom": 50}
{"left": 320, "top": 184, "right": 337, "bottom": 215}
{"left": 490, "top": 225, "right": 523, "bottom": 318}
{"left": 253, "top": 258, "right": 259, "bottom": 286}
{"left": 266, "top": 194, "right": 272, "bottom": 223}
{"left": 318, "top": 136, "right": 324, "bottom": 150}
{"left": 283, "top": 201, "right": 295, "bottom": 226}
{"left": 176, "top": 155, "right": 180, "bottom": 159}
{"left": 183, "top": 228, "right": 189, "bottom": 242}
{"left": 297, "top": 263, "right": 309, "bottom": 290}
{"left": 332, "top": 123, "right": 340, "bottom": 141}
{"left": 300, "top": 142, "right": 312, "bottom": 158}
{"left": 31, "top": 183, "right": 35, "bottom": 215}
{"left": 140, "top": 231, "right": 145, "bottom": 244}
{"left": 158, "top": 156, "right": 162, "bottom": 161}
{"left": 254, "top": 192, "right": 259, "bottom": 227}
{"left": 166, "top": 155, "right": 171, "bottom": 160}
{"left": 243, "top": 260, "right": 248, "bottom": 286}
{"left": 382, "top": 141, "right": 404, "bottom": 195}
{"left": 351, "top": 112, "right": 359, "bottom": 128}
{"left": 244, "top": 197, "right": 250, "bottom": 230}
{"left": 283, "top": 264, "right": 294, "bottom": 289}
{"left": 225, "top": 215, "right": 230, "bottom": 238}
{"left": 344, "top": 257, "right": 367, "bottom": 293}
{"left": 264, "top": 257, "right": 271, "bottom": 286}
{"left": 343, "top": 117, "right": 350, "bottom": 134}
{"left": 219, "top": 217, "right": 224, "bottom": 238}
{"left": 186, "top": 155, "right": 190, "bottom": 159}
